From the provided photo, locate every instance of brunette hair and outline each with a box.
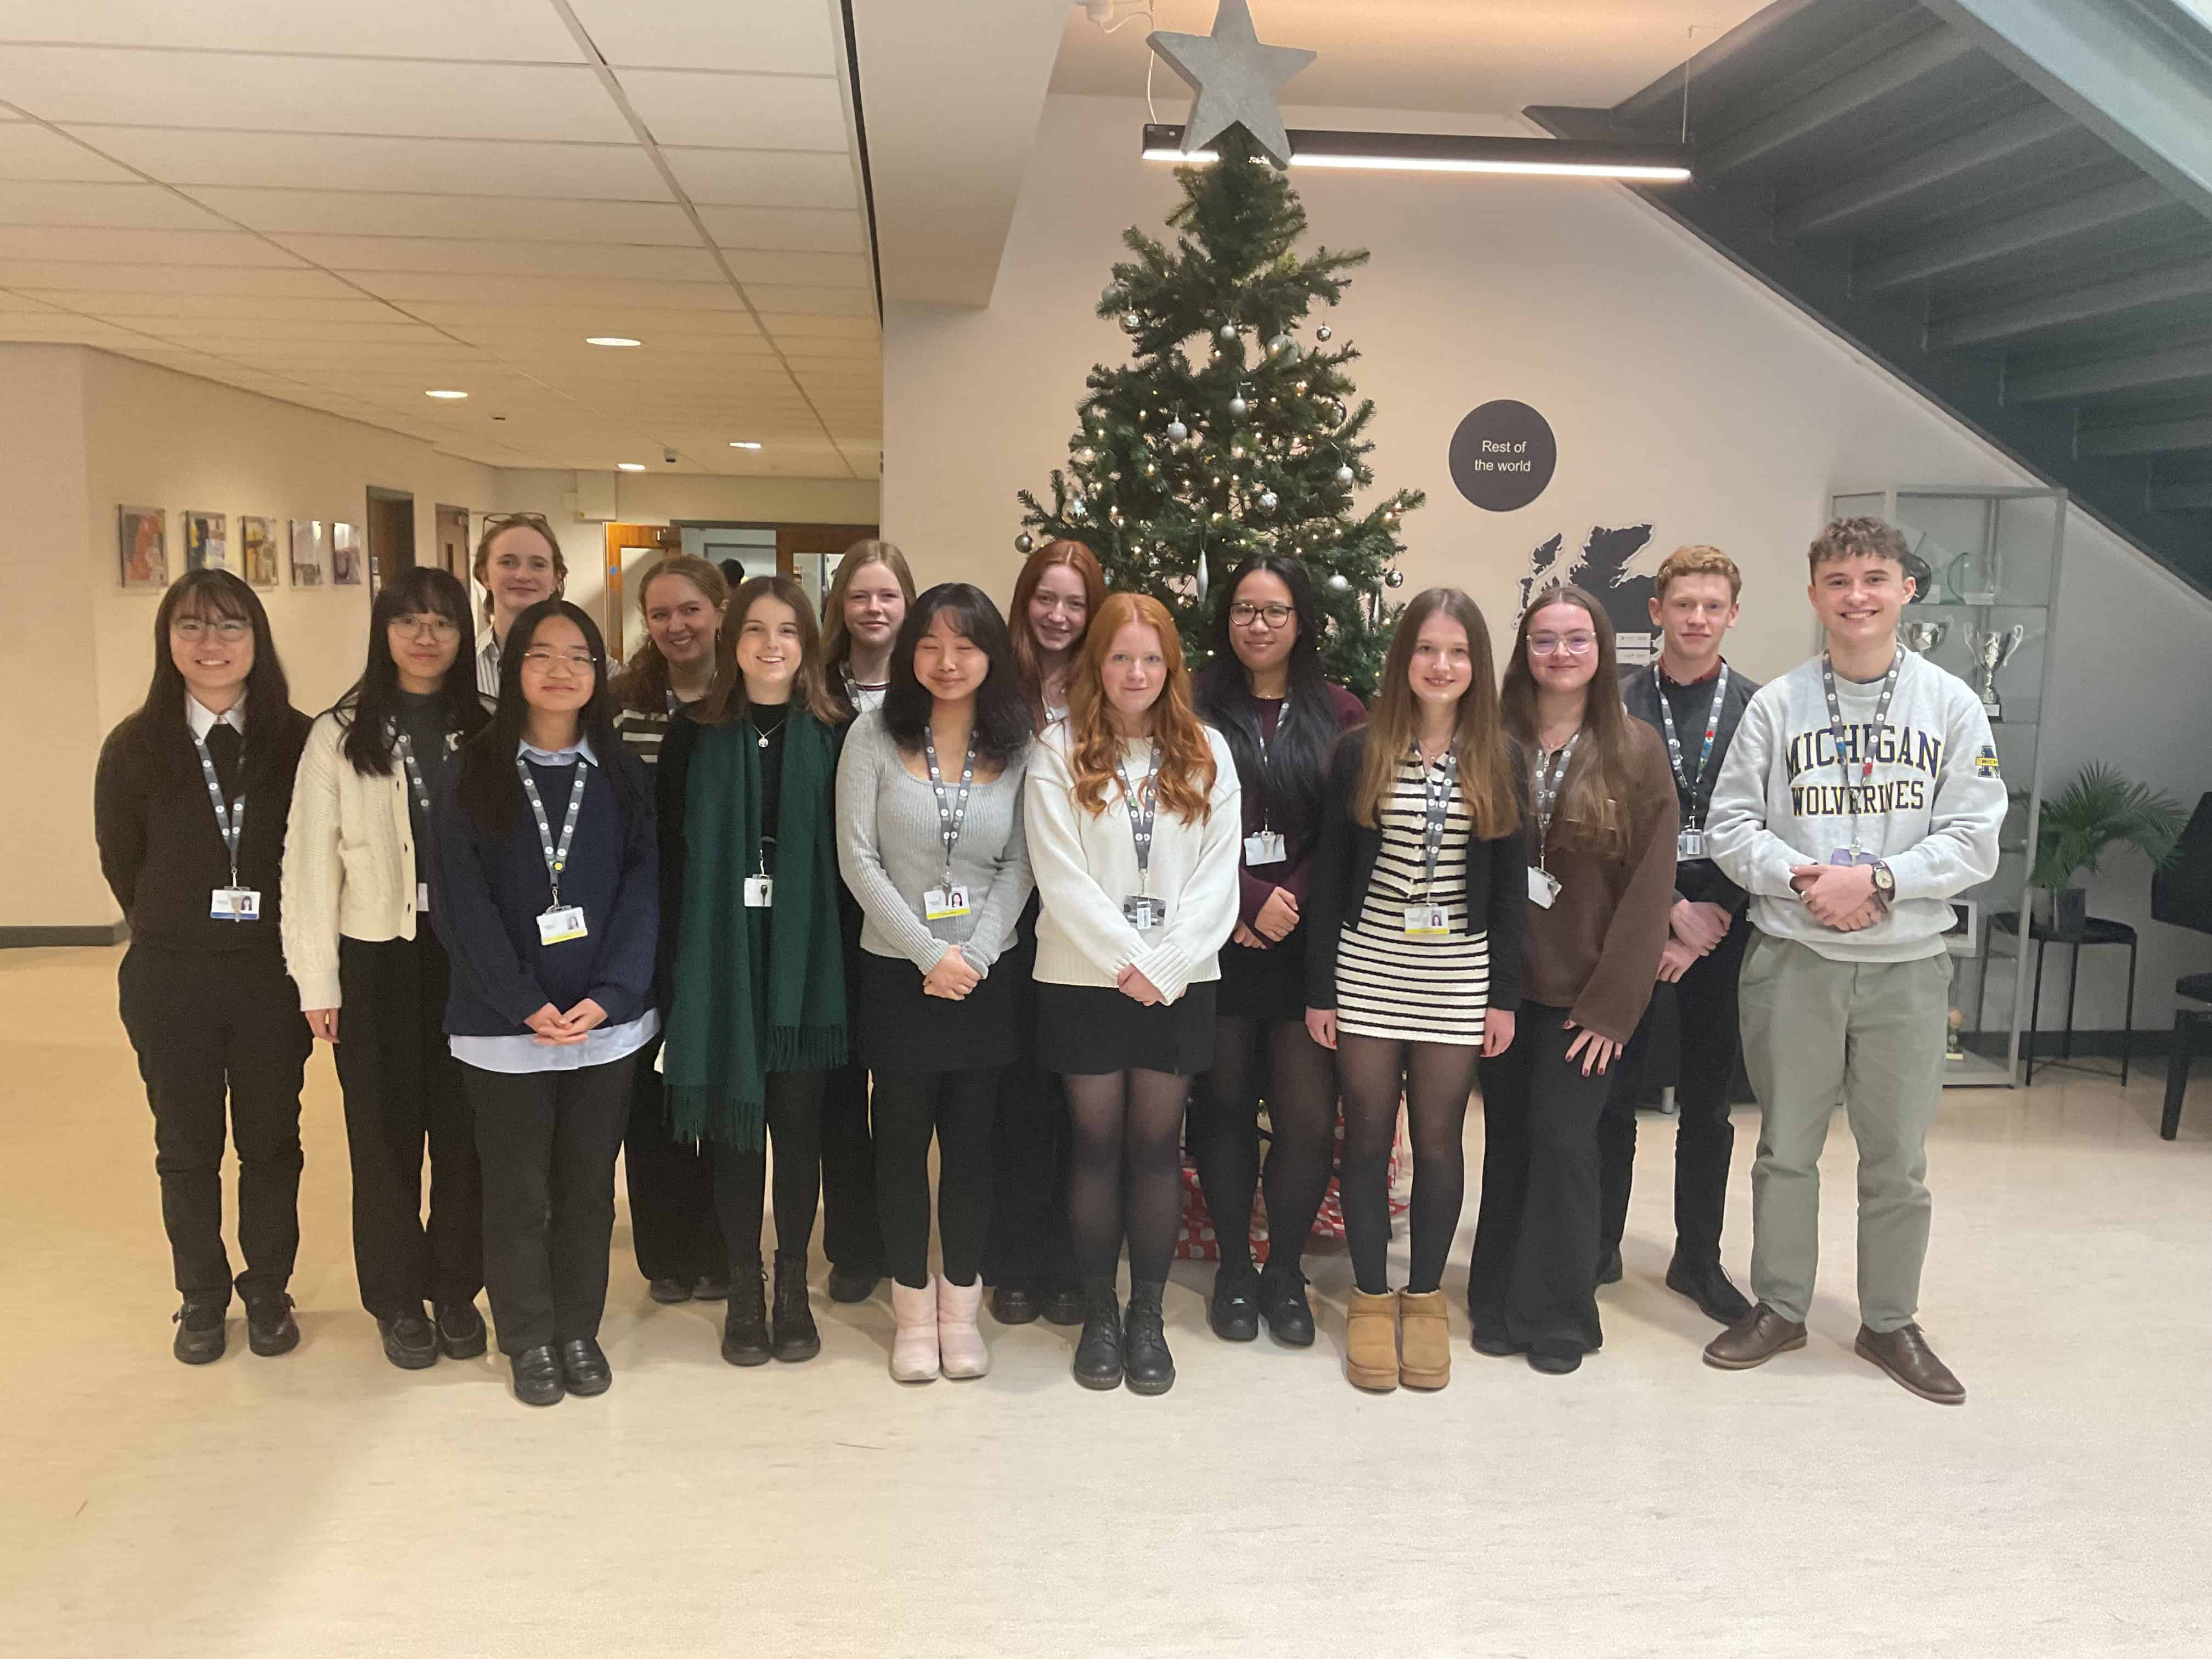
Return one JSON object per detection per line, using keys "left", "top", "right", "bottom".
{"left": 336, "top": 566, "right": 490, "bottom": 776}
{"left": 1500, "top": 583, "right": 1636, "bottom": 857}
{"left": 1008, "top": 539, "right": 1107, "bottom": 724}
{"left": 881, "top": 583, "right": 1034, "bottom": 768}
{"left": 452, "top": 599, "right": 640, "bottom": 839}
{"left": 618, "top": 554, "right": 729, "bottom": 715}
{"left": 471, "top": 511, "right": 567, "bottom": 622}
{"left": 1808, "top": 516, "right": 1908, "bottom": 578}
{"left": 1354, "top": 588, "right": 1518, "bottom": 838}
{"left": 697, "top": 574, "right": 844, "bottom": 727}
{"left": 134, "top": 569, "right": 293, "bottom": 769}
{"left": 821, "top": 539, "right": 916, "bottom": 703}
{"left": 1065, "top": 592, "right": 1216, "bottom": 825}
{"left": 1194, "top": 553, "right": 1345, "bottom": 828}
{"left": 1652, "top": 544, "right": 1742, "bottom": 602}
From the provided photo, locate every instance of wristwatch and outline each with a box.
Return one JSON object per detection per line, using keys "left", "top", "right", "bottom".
{"left": 1871, "top": 861, "right": 1896, "bottom": 898}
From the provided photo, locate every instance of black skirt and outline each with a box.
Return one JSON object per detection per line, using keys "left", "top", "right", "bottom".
{"left": 858, "top": 949, "right": 1019, "bottom": 1073}
{"left": 1215, "top": 930, "right": 1309, "bottom": 1023}
{"left": 1036, "top": 980, "right": 1218, "bottom": 1077}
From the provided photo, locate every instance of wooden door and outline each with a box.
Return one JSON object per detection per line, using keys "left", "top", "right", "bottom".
{"left": 601, "top": 522, "right": 678, "bottom": 659}
{"left": 434, "top": 504, "right": 470, "bottom": 581}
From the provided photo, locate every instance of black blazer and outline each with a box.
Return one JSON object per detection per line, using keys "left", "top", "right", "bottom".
{"left": 1302, "top": 727, "right": 1528, "bottom": 1014}
{"left": 1618, "top": 661, "right": 1760, "bottom": 913}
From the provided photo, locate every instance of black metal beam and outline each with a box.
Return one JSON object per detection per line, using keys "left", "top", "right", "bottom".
{"left": 1857, "top": 177, "right": 2171, "bottom": 291}
{"left": 1929, "top": 255, "right": 2212, "bottom": 347}
{"left": 2008, "top": 342, "right": 2212, "bottom": 403}
{"left": 1774, "top": 103, "right": 2075, "bottom": 237}
{"left": 2078, "top": 414, "right": 2212, "bottom": 457}
{"left": 1699, "top": 26, "right": 1980, "bottom": 178}
{"left": 1527, "top": 99, "right": 2212, "bottom": 597}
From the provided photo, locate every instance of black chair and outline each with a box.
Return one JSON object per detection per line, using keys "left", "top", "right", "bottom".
{"left": 2150, "top": 792, "right": 2212, "bottom": 1140}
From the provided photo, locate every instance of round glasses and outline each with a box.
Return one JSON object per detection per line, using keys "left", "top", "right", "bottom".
{"left": 1528, "top": 633, "right": 1596, "bottom": 657}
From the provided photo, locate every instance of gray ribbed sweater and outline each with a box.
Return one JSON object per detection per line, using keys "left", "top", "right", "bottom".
{"left": 835, "top": 708, "right": 1034, "bottom": 973}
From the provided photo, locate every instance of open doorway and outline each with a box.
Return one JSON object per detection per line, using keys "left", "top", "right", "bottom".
{"left": 365, "top": 488, "right": 415, "bottom": 596}
{"left": 434, "top": 504, "right": 470, "bottom": 583}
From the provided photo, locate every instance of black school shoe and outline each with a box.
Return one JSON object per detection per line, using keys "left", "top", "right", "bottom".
{"left": 560, "top": 1338, "right": 612, "bottom": 1396}
{"left": 1665, "top": 1254, "right": 1754, "bottom": 1326}
{"left": 770, "top": 1252, "right": 821, "bottom": 1362}
{"left": 991, "top": 1283, "right": 1041, "bottom": 1325}
{"left": 1071, "top": 1280, "right": 1124, "bottom": 1390}
{"left": 379, "top": 1309, "right": 439, "bottom": 1370}
{"left": 436, "top": 1300, "right": 488, "bottom": 1359}
{"left": 825, "top": 1262, "right": 882, "bottom": 1305}
{"left": 647, "top": 1277, "right": 693, "bottom": 1305}
{"left": 692, "top": 1273, "right": 732, "bottom": 1302}
{"left": 172, "top": 1299, "right": 227, "bottom": 1365}
{"left": 242, "top": 1290, "right": 300, "bottom": 1357}
{"left": 1257, "top": 1267, "right": 1316, "bottom": 1347}
{"left": 511, "top": 1346, "right": 565, "bottom": 1406}
{"left": 1041, "top": 1283, "right": 1087, "bottom": 1327}
{"left": 1206, "top": 1261, "right": 1261, "bottom": 1342}
{"left": 1122, "top": 1283, "right": 1176, "bottom": 1396}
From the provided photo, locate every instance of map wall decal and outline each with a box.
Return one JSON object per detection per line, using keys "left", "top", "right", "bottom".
{"left": 1519, "top": 522, "right": 1659, "bottom": 665}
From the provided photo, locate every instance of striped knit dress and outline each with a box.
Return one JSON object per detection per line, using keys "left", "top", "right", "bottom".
{"left": 1333, "top": 749, "right": 1492, "bottom": 1046}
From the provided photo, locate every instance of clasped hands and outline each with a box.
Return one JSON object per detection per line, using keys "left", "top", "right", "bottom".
{"left": 1789, "top": 862, "right": 1884, "bottom": 933}
{"left": 924, "top": 945, "right": 981, "bottom": 1001}
{"left": 1231, "top": 885, "right": 1299, "bottom": 952}
{"left": 526, "top": 998, "right": 608, "bottom": 1046}
{"left": 1658, "top": 896, "right": 1732, "bottom": 984}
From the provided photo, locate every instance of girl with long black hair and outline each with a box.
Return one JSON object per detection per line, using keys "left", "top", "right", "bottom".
{"left": 1189, "top": 554, "right": 1365, "bottom": 1347}
{"left": 95, "top": 571, "right": 313, "bottom": 1364}
{"left": 283, "top": 567, "right": 492, "bottom": 1370}
{"left": 432, "top": 599, "right": 659, "bottom": 1406}
{"left": 1305, "top": 588, "right": 1526, "bottom": 1393}
{"left": 837, "top": 583, "right": 1035, "bottom": 1381}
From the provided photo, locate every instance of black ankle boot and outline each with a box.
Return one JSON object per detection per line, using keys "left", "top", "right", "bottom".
{"left": 770, "top": 1251, "right": 820, "bottom": 1362}
{"left": 1071, "top": 1277, "right": 1124, "bottom": 1390}
{"left": 720, "top": 1262, "right": 770, "bottom": 1367}
{"left": 1257, "top": 1265, "right": 1316, "bottom": 1347}
{"left": 1123, "top": 1279, "right": 1175, "bottom": 1396}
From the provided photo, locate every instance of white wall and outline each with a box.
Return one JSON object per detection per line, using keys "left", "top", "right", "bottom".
{"left": 883, "top": 94, "right": 2212, "bottom": 1032}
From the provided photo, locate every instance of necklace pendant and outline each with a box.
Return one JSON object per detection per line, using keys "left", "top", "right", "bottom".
{"left": 758, "top": 733, "right": 769, "bottom": 748}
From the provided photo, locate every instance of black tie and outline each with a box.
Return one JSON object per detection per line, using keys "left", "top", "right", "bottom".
{"left": 205, "top": 722, "right": 244, "bottom": 800}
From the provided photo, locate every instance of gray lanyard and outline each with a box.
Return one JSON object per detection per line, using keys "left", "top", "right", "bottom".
{"left": 515, "top": 755, "right": 586, "bottom": 909}
{"left": 921, "top": 729, "right": 978, "bottom": 888}
{"left": 1253, "top": 693, "right": 1289, "bottom": 829}
{"left": 1115, "top": 742, "right": 1162, "bottom": 894}
{"left": 190, "top": 727, "right": 245, "bottom": 890}
{"left": 1820, "top": 651, "right": 1903, "bottom": 859}
{"left": 1531, "top": 732, "right": 1580, "bottom": 872}
{"left": 1651, "top": 662, "right": 1729, "bottom": 831}
{"left": 391, "top": 725, "right": 433, "bottom": 817}
{"left": 1417, "top": 746, "right": 1455, "bottom": 898}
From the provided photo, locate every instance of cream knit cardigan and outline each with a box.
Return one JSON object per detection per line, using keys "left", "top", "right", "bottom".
{"left": 280, "top": 709, "right": 430, "bottom": 1011}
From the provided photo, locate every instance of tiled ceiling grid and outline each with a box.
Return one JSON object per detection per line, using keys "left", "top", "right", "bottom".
{"left": 0, "top": 0, "right": 881, "bottom": 477}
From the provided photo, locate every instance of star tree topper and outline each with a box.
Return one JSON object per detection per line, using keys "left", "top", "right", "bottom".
{"left": 1147, "top": 0, "right": 1316, "bottom": 170}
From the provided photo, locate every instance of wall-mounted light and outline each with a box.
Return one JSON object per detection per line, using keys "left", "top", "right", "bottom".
{"left": 586, "top": 336, "right": 642, "bottom": 348}
{"left": 1139, "top": 123, "right": 1691, "bottom": 182}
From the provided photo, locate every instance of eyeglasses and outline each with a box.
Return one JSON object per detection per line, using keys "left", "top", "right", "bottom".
{"left": 520, "top": 648, "right": 595, "bottom": 672}
{"left": 1229, "top": 601, "right": 1295, "bottom": 629}
{"left": 392, "top": 613, "right": 459, "bottom": 641}
{"left": 173, "top": 617, "right": 251, "bottom": 642}
{"left": 1528, "top": 633, "right": 1597, "bottom": 657}
{"left": 482, "top": 512, "right": 554, "bottom": 534}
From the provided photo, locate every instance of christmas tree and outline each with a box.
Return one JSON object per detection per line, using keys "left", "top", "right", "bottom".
{"left": 1016, "top": 126, "right": 1422, "bottom": 697}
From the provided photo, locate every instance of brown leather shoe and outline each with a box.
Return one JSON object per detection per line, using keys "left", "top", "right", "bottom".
{"left": 1702, "top": 1304, "right": 1807, "bottom": 1370}
{"left": 1854, "top": 1323, "right": 1965, "bottom": 1404}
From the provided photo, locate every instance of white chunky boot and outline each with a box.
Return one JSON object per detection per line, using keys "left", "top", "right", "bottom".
{"left": 937, "top": 1276, "right": 990, "bottom": 1380}
{"left": 890, "top": 1276, "right": 940, "bottom": 1383}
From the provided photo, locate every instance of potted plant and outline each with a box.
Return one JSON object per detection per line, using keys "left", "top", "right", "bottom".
{"left": 2027, "top": 764, "right": 2188, "bottom": 938}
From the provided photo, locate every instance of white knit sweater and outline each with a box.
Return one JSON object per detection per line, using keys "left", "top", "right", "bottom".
{"left": 280, "top": 710, "right": 427, "bottom": 1010}
{"left": 1025, "top": 722, "right": 1242, "bottom": 1003}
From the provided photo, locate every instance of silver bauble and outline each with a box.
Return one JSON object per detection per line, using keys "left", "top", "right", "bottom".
{"left": 1384, "top": 567, "right": 1405, "bottom": 589}
{"left": 1069, "top": 496, "right": 1087, "bottom": 518}
{"left": 1195, "top": 557, "right": 1210, "bottom": 602}
{"left": 1217, "top": 323, "right": 1239, "bottom": 343}
{"left": 1335, "top": 464, "right": 1355, "bottom": 484}
{"left": 1228, "top": 394, "right": 1249, "bottom": 418}
{"left": 1165, "top": 418, "right": 1189, "bottom": 442}
{"left": 1326, "top": 572, "right": 1350, "bottom": 591}
{"left": 1259, "top": 490, "right": 1279, "bottom": 510}
{"left": 1015, "top": 532, "right": 1034, "bottom": 554}
{"left": 1267, "top": 334, "right": 1294, "bottom": 357}
{"left": 1102, "top": 285, "right": 1121, "bottom": 308}
{"left": 1120, "top": 312, "right": 1142, "bottom": 334}
{"left": 1316, "top": 324, "right": 1333, "bottom": 342}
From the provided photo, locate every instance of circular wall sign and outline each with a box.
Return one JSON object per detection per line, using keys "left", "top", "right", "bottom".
{"left": 1449, "top": 400, "right": 1556, "bottom": 512}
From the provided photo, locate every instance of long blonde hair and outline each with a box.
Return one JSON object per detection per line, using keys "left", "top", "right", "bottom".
{"left": 1065, "top": 592, "right": 1216, "bottom": 825}
{"left": 1355, "top": 588, "right": 1519, "bottom": 839}
{"left": 618, "top": 554, "right": 728, "bottom": 714}
{"left": 821, "top": 539, "right": 916, "bottom": 673}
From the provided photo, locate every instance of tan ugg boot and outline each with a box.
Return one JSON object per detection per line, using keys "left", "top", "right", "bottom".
{"left": 1397, "top": 1289, "right": 1452, "bottom": 1390}
{"left": 1345, "top": 1288, "right": 1400, "bottom": 1392}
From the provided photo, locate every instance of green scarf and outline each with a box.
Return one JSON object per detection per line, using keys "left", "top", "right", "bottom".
{"left": 664, "top": 711, "right": 847, "bottom": 1148}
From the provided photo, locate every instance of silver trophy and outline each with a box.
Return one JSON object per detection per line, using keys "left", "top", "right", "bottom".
{"left": 1900, "top": 619, "right": 1949, "bottom": 655}
{"left": 1966, "top": 623, "right": 2025, "bottom": 719}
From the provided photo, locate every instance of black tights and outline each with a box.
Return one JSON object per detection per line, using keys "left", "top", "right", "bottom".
{"left": 711, "top": 1068, "right": 825, "bottom": 1269}
{"left": 871, "top": 1066, "right": 999, "bottom": 1290}
{"left": 1190, "top": 1015, "right": 1338, "bottom": 1277}
{"left": 1063, "top": 1068, "right": 1190, "bottom": 1285}
{"left": 1336, "top": 1034, "right": 1481, "bottom": 1296}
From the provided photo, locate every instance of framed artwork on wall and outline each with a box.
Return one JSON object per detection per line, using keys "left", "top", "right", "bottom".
{"left": 331, "top": 522, "right": 362, "bottom": 586}
{"left": 290, "top": 519, "right": 326, "bottom": 587}
{"left": 118, "top": 505, "right": 168, "bottom": 591}
{"left": 239, "top": 516, "right": 280, "bottom": 589}
{"left": 183, "top": 510, "right": 228, "bottom": 572}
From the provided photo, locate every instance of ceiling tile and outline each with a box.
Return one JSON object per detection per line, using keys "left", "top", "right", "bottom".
{"left": 0, "top": 123, "right": 138, "bottom": 183}
{"left": 616, "top": 70, "right": 847, "bottom": 151}
{"left": 567, "top": 0, "right": 840, "bottom": 75}
{"left": 0, "top": 225, "right": 303, "bottom": 264}
{"left": 756, "top": 313, "right": 876, "bottom": 341}
{"left": 27, "top": 292, "right": 397, "bottom": 320}
{"left": 121, "top": 317, "right": 448, "bottom": 343}
{"left": 720, "top": 249, "right": 870, "bottom": 287}
{"left": 0, "top": 1, "right": 586, "bottom": 59}
{"left": 0, "top": 52, "right": 625, "bottom": 142}
{"left": 697, "top": 205, "right": 865, "bottom": 252}
{"left": 270, "top": 235, "right": 725, "bottom": 280}
{"left": 740, "top": 283, "right": 872, "bottom": 317}
{"left": 410, "top": 305, "right": 765, "bottom": 336}
{"left": 0, "top": 261, "right": 360, "bottom": 296}
{"left": 362, "top": 272, "right": 744, "bottom": 308}
{"left": 184, "top": 188, "right": 698, "bottom": 244}
{"left": 660, "top": 148, "right": 855, "bottom": 210}
{"left": 70, "top": 128, "right": 674, "bottom": 200}
{"left": 0, "top": 179, "right": 227, "bottom": 230}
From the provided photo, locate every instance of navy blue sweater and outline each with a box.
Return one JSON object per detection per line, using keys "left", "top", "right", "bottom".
{"left": 430, "top": 746, "right": 659, "bottom": 1037}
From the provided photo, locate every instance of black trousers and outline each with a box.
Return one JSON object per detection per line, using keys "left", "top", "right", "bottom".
{"left": 818, "top": 1057, "right": 883, "bottom": 1273}
{"left": 334, "top": 930, "right": 481, "bottom": 1320}
{"left": 464, "top": 1053, "right": 638, "bottom": 1355}
{"left": 872, "top": 1066, "right": 1001, "bottom": 1289}
{"left": 622, "top": 1036, "right": 725, "bottom": 1284}
{"left": 1471, "top": 1004, "right": 1613, "bottom": 1356}
{"left": 118, "top": 944, "right": 312, "bottom": 1304}
{"left": 1598, "top": 918, "right": 1748, "bottom": 1268}
{"left": 983, "top": 1052, "right": 1077, "bottom": 1293}
{"left": 712, "top": 1068, "right": 826, "bottom": 1268}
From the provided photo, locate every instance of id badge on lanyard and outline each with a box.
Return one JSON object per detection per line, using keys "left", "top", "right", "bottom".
{"left": 924, "top": 883, "right": 970, "bottom": 921}
{"left": 517, "top": 755, "right": 589, "bottom": 945}
{"left": 1654, "top": 662, "right": 1728, "bottom": 867}
{"left": 1528, "top": 736, "right": 1577, "bottom": 911}
{"left": 1120, "top": 743, "right": 1165, "bottom": 932}
{"left": 922, "top": 731, "right": 977, "bottom": 924}
{"left": 1403, "top": 747, "right": 1457, "bottom": 936}
{"left": 192, "top": 728, "right": 261, "bottom": 922}
{"left": 1244, "top": 830, "right": 1286, "bottom": 866}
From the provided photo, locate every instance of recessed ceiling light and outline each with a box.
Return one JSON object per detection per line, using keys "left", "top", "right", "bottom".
{"left": 617, "top": 462, "right": 646, "bottom": 472}
{"left": 425, "top": 388, "right": 468, "bottom": 399}
{"left": 729, "top": 440, "right": 763, "bottom": 449}
{"left": 586, "top": 336, "right": 642, "bottom": 348}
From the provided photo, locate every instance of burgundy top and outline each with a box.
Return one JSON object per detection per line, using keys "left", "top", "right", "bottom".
{"left": 1232, "top": 682, "right": 1368, "bottom": 928}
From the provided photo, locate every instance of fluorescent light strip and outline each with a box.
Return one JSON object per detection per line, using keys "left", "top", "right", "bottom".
{"left": 1140, "top": 124, "right": 1691, "bottom": 183}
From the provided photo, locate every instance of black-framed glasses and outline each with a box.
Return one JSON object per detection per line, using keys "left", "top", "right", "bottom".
{"left": 1229, "top": 601, "right": 1295, "bottom": 628}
